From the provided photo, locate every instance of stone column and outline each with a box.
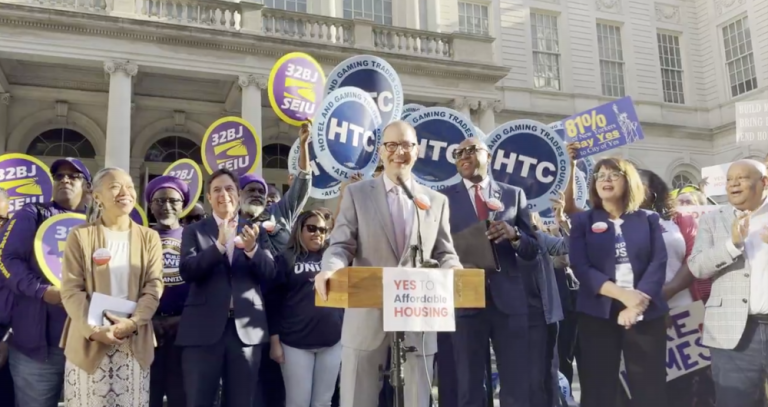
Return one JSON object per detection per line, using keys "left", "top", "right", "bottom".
{"left": 478, "top": 100, "right": 503, "bottom": 134}
{"left": 238, "top": 74, "right": 267, "bottom": 176}
{"left": 0, "top": 93, "right": 10, "bottom": 154}
{"left": 104, "top": 60, "right": 137, "bottom": 171}
{"left": 451, "top": 97, "right": 472, "bottom": 119}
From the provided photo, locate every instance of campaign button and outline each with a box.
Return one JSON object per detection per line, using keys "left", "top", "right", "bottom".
{"left": 93, "top": 248, "right": 111, "bottom": 266}
{"left": 591, "top": 222, "right": 608, "bottom": 233}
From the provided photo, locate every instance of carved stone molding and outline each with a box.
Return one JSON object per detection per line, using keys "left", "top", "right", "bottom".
{"left": 714, "top": 0, "right": 746, "bottom": 16}
{"left": 478, "top": 99, "right": 503, "bottom": 113}
{"left": 469, "top": 99, "right": 481, "bottom": 111}
{"left": 655, "top": 3, "right": 681, "bottom": 23}
{"left": 104, "top": 60, "right": 138, "bottom": 77}
{"left": 55, "top": 101, "right": 68, "bottom": 118}
{"left": 596, "top": 0, "right": 622, "bottom": 14}
{"left": 451, "top": 97, "right": 470, "bottom": 111}
{"left": 238, "top": 74, "right": 268, "bottom": 90}
{"left": 0, "top": 93, "right": 10, "bottom": 105}
{"left": 538, "top": 0, "right": 560, "bottom": 4}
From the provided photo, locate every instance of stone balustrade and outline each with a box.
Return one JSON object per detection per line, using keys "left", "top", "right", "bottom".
{"left": 0, "top": 0, "right": 496, "bottom": 63}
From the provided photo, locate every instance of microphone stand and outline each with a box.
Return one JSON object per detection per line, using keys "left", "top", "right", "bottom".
{"left": 383, "top": 176, "right": 436, "bottom": 407}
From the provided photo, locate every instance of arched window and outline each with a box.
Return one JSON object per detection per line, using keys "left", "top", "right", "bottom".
{"left": 263, "top": 143, "right": 291, "bottom": 169}
{"left": 144, "top": 136, "right": 202, "bottom": 164}
{"left": 672, "top": 172, "right": 695, "bottom": 189}
{"left": 26, "top": 128, "right": 96, "bottom": 158}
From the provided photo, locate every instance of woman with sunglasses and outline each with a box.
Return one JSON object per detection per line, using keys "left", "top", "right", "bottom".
{"left": 264, "top": 210, "right": 342, "bottom": 407}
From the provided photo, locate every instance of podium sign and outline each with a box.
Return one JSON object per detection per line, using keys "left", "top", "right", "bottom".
{"left": 382, "top": 268, "right": 455, "bottom": 332}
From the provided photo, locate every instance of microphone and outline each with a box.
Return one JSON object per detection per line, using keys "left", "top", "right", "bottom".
{"left": 396, "top": 176, "right": 437, "bottom": 268}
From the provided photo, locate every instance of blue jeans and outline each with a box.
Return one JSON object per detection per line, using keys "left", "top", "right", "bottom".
{"left": 711, "top": 317, "right": 768, "bottom": 407}
{"left": 9, "top": 346, "right": 64, "bottom": 407}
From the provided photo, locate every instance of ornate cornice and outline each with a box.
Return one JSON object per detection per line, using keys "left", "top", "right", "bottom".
{"left": 0, "top": 93, "right": 10, "bottom": 105}
{"left": 451, "top": 97, "right": 471, "bottom": 110}
{"left": 714, "top": 0, "right": 746, "bottom": 16}
{"left": 0, "top": 9, "right": 508, "bottom": 84}
{"left": 238, "top": 74, "right": 268, "bottom": 90}
{"left": 104, "top": 60, "right": 138, "bottom": 76}
{"left": 596, "top": 0, "right": 622, "bottom": 13}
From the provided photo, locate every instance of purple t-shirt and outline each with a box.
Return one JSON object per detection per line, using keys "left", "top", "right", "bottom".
{"left": 154, "top": 226, "right": 188, "bottom": 316}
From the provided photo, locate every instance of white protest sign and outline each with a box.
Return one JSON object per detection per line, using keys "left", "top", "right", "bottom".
{"left": 701, "top": 162, "right": 731, "bottom": 196}
{"left": 676, "top": 205, "right": 720, "bottom": 222}
{"left": 382, "top": 268, "right": 455, "bottom": 332}
{"left": 735, "top": 100, "right": 768, "bottom": 143}
{"left": 620, "top": 301, "right": 711, "bottom": 398}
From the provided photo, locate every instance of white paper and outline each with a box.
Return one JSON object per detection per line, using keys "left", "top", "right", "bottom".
{"left": 87, "top": 292, "right": 137, "bottom": 327}
{"left": 382, "top": 267, "right": 455, "bottom": 332}
{"left": 701, "top": 162, "right": 732, "bottom": 197}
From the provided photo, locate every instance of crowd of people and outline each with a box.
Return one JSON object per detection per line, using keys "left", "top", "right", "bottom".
{"left": 0, "top": 118, "right": 764, "bottom": 407}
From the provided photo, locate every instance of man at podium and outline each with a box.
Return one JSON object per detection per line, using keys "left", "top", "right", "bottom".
{"left": 314, "top": 121, "right": 462, "bottom": 407}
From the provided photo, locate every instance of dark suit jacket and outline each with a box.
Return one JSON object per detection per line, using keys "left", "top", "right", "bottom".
{"left": 569, "top": 208, "right": 669, "bottom": 320}
{"left": 176, "top": 217, "right": 276, "bottom": 347}
{"left": 442, "top": 180, "right": 538, "bottom": 316}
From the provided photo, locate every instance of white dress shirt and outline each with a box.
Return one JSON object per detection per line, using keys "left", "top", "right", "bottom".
{"left": 725, "top": 198, "right": 768, "bottom": 314}
{"left": 463, "top": 177, "right": 491, "bottom": 215}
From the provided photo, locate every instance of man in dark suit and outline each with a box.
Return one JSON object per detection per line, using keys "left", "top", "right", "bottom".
{"left": 439, "top": 137, "right": 539, "bottom": 407}
{"left": 177, "top": 168, "right": 277, "bottom": 407}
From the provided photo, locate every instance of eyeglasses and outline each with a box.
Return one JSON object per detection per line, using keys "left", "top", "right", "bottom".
{"left": 382, "top": 142, "right": 417, "bottom": 153}
{"left": 452, "top": 145, "right": 488, "bottom": 160}
{"left": 594, "top": 171, "right": 624, "bottom": 182}
{"left": 53, "top": 173, "right": 86, "bottom": 182}
{"left": 305, "top": 224, "right": 329, "bottom": 235}
{"left": 152, "top": 198, "right": 184, "bottom": 206}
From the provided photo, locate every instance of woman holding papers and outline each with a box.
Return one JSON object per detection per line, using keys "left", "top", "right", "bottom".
{"left": 568, "top": 158, "right": 668, "bottom": 407}
{"left": 60, "top": 167, "right": 164, "bottom": 407}
{"left": 264, "top": 210, "right": 342, "bottom": 407}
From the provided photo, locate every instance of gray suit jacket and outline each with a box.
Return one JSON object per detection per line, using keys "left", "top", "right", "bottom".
{"left": 688, "top": 205, "right": 750, "bottom": 350}
{"left": 321, "top": 176, "right": 462, "bottom": 355}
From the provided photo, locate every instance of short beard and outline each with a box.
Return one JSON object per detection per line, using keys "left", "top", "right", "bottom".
{"left": 241, "top": 203, "right": 265, "bottom": 219}
{"left": 156, "top": 216, "right": 179, "bottom": 227}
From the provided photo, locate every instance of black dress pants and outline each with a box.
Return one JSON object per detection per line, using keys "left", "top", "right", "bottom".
{"left": 578, "top": 312, "right": 667, "bottom": 407}
{"left": 149, "top": 335, "right": 186, "bottom": 407}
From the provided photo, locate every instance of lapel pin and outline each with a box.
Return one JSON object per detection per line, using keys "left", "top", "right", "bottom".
{"left": 486, "top": 198, "right": 504, "bottom": 212}
{"left": 92, "top": 248, "right": 111, "bottom": 266}
{"left": 591, "top": 222, "right": 608, "bottom": 233}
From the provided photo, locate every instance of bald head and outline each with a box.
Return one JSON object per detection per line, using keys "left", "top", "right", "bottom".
{"left": 727, "top": 159, "right": 767, "bottom": 210}
{"left": 379, "top": 120, "right": 419, "bottom": 183}
{"left": 382, "top": 121, "right": 417, "bottom": 143}
{"left": 458, "top": 137, "right": 487, "bottom": 149}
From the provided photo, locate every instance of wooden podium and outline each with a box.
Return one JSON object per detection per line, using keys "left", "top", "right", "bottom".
{"left": 314, "top": 266, "right": 485, "bottom": 308}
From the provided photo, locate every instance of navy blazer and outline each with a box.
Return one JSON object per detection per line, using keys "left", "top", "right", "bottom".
{"left": 176, "top": 217, "right": 276, "bottom": 347}
{"left": 569, "top": 209, "right": 669, "bottom": 320}
{"left": 442, "top": 180, "right": 538, "bottom": 316}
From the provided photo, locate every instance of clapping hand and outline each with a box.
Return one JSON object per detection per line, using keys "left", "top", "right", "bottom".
{"left": 732, "top": 211, "right": 750, "bottom": 246}
{"left": 761, "top": 226, "right": 768, "bottom": 244}
{"left": 550, "top": 191, "right": 567, "bottom": 225}
{"left": 218, "top": 214, "right": 237, "bottom": 246}
{"left": 240, "top": 225, "right": 259, "bottom": 252}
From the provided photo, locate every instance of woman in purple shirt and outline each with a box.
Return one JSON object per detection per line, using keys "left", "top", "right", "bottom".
{"left": 265, "top": 210, "right": 342, "bottom": 407}
{"left": 145, "top": 175, "right": 190, "bottom": 407}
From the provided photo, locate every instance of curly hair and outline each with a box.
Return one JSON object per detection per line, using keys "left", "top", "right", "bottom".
{"left": 637, "top": 169, "right": 676, "bottom": 220}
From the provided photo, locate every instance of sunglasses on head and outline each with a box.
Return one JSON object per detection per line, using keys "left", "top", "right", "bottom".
{"left": 304, "top": 224, "right": 329, "bottom": 235}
